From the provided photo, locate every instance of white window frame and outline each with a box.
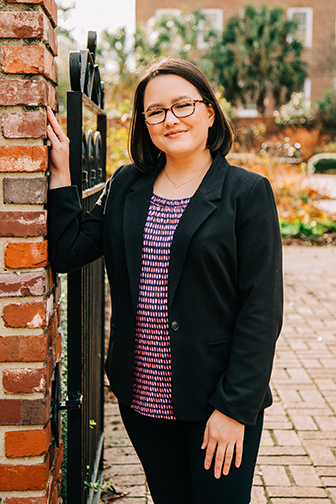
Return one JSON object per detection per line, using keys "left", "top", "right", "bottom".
{"left": 237, "top": 103, "right": 258, "bottom": 118}
{"left": 304, "top": 78, "right": 311, "bottom": 99}
{"left": 197, "top": 9, "right": 223, "bottom": 49}
{"left": 155, "top": 9, "right": 181, "bottom": 19}
{"left": 287, "top": 7, "right": 313, "bottom": 48}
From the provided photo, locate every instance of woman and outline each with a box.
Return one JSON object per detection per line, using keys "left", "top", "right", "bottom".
{"left": 47, "top": 58, "right": 283, "bottom": 504}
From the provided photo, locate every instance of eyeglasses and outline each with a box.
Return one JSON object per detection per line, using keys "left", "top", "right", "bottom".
{"left": 142, "top": 99, "right": 207, "bottom": 125}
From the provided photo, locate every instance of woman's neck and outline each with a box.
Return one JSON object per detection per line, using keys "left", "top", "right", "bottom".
{"left": 153, "top": 149, "right": 213, "bottom": 200}
{"left": 164, "top": 149, "right": 213, "bottom": 180}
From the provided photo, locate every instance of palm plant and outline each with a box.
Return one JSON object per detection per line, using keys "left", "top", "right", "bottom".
{"left": 207, "top": 5, "right": 307, "bottom": 114}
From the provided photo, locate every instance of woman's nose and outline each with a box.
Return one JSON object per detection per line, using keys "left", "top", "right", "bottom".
{"left": 164, "top": 109, "right": 179, "bottom": 125}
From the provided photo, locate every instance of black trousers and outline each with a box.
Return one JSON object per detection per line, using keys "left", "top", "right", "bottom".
{"left": 119, "top": 404, "right": 264, "bottom": 504}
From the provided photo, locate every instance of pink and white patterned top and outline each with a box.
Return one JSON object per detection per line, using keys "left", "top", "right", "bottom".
{"left": 131, "top": 193, "right": 190, "bottom": 419}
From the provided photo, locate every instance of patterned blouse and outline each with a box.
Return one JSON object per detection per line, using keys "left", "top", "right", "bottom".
{"left": 131, "top": 193, "right": 190, "bottom": 420}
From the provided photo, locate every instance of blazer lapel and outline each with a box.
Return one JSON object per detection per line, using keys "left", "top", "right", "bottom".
{"left": 123, "top": 171, "right": 157, "bottom": 311}
{"left": 168, "top": 154, "right": 230, "bottom": 310}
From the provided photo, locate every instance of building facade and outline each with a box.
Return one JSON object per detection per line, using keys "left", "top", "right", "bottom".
{"left": 136, "top": 0, "right": 336, "bottom": 110}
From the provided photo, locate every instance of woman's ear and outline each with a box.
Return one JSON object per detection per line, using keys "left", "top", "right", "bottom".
{"left": 208, "top": 103, "right": 215, "bottom": 127}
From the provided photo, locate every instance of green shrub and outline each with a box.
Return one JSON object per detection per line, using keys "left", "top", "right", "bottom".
{"left": 273, "top": 92, "right": 316, "bottom": 129}
{"left": 280, "top": 219, "right": 336, "bottom": 239}
{"left": 60, "top": 274, "right": 68, "bottom": 503}
{"left": 313, "top": 157, "right": 336, "bottom": 174}
{"left": 316, "top": 90, "right": 336, "bottom": 132}
{"left": 217, "top": 96, "right": 237, "bottom": 122}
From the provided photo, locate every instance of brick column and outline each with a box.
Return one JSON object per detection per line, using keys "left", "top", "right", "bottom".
{"left": 0, "top": 1, "right": 62, "bottom": 503}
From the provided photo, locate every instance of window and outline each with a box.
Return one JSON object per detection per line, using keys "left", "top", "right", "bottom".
{"left": 287, "top": 8, "right": 313, "bottom": 48}
{"left": 197, "top": 9, "right": 223, "bottom": 49}
{"left": 155, "top": 9, "right": 181, "bottom": 19}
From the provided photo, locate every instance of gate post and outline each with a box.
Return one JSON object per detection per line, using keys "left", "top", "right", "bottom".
{"left": 0, "top": 1, "right": 62, "bottom": 503}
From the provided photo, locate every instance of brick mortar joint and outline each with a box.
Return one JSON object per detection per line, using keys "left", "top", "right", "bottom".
{"left": 0, "top": 204, "right": 47, "bottom": 212}
{"left": 0, "top": 137, "right": 47, "bottom": 146}
{"left": 0, "top": 385, "right": 47, "bottom": 399}
{"left": 0, "top": 172, "right": 49, "bottom": 181}
{"left": 1, "top": 104, "right": 48, "bottom": 113}
{"left": 0, "top": 362, "right": 49, "bottom": 371}
{"left": 0, "top": 74, "right": 48, "bottom": 83}
{"left": 0, "top": 1, "right": 43, "bottom": 13}
{"left": 0, "top": 39, "right": 40, "bottom": 51}
{"left": 0, "top": 236, "right": 46, "bottom": 243}
{"left": 0, "top": 454, "right": 46, "bottom": 466}
{"left": 1, "top": 289, "right": 55, "bottom": 304}
{"left": 0, "top": 41, "right": 57, "bottom": 60}
{"left": 0, "top": 291, "right": 48, "bottom": 303}
{"left": 0, "top": 492, "right": 47, "bottom": 500}
{"left": 0, "top": 388, "right": 47, "bottom": 401}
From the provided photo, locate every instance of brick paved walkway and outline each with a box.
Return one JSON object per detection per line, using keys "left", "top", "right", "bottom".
{"left": 101, "top": 246, "right": 336, "bottom": 504}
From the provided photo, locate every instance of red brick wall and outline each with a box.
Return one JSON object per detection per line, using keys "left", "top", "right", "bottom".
{"left": 0, "top": 0, "right": 62, "bottom": 502}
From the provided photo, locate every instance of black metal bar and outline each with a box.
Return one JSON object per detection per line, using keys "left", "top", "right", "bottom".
{"left": 66, "top": 89, "right": 85, "bottom": 503}
{"left": 97, "top": 113, "right": 107, "bottom": 182}
{"left": 67, "top": 91, "right": 83, "bottom": 193}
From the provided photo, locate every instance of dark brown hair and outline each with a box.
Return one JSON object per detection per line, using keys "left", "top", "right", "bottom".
{"left": 129, "top": 58, "right": 234, "bottom": 172}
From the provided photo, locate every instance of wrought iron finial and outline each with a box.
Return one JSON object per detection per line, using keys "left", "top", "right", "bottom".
{"left": 69, "top": 31, "right": 105, "bottom": 109}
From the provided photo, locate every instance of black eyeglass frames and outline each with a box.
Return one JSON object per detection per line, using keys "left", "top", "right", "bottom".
{"left": 142, "top": 99, "right": 207, "bottom": 125}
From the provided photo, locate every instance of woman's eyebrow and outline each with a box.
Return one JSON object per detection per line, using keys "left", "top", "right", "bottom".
{"left": 145, "top": 95, "right": 194, "bottom": 110}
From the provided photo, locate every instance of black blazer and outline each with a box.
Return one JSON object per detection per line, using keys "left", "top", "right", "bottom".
{"left": 48, "top": 153, "right": 283, "bottom": 425}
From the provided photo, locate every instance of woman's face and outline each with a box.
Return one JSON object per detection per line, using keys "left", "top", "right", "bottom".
{"left": 143, "top": 74, "right": 215, "bottom": 164}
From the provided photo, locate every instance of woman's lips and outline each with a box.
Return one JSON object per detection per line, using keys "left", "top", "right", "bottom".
{"left": 165, "top": 129, "right": 186, "bottom": 138}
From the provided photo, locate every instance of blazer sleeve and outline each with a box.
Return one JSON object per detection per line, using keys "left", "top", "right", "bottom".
{"left": 208, "top": 176, "right": 283, "bottom": 425}
{"left": 47, "top": 176, "right": 114, "bottom": 273}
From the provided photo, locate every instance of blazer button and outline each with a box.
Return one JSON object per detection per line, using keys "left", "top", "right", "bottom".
{"left": 171, "top": 320, "right": 180, "bottom": 332}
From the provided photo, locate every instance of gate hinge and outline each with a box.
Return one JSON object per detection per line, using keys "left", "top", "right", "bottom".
{"left": 58, "top": 392, "right": 83, "bottom": 411}
{"left": 51, "top": 362, "right": 83, "bottom": 446}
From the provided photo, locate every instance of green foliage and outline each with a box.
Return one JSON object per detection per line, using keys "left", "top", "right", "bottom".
{"left": 106, "top": 120, "right": 130, "bottom": 176}
{"left": 59, "top": 275, "right": 68, "bottom": 503}
{"left": 84, "top": 466, "right": 119, "bottom": 495}
{"left": 206, "top": 5, "right": 307, "bottom": 114}
{"left": 97, "top": 28, "right": 138, "bottom": 105}
{"left": 56, "top": 2, "right": 76, "bottom": 44}
{"left": 313, "top": 157, "right": 336, "bottom": 174}
{"left": 98, "top": 28, "right": 130, "bottom": 79}
{"left": 273, "top": 89, "right": 336, "bottom": 136}
{"left": 55, "top": 2, "right": 78, "bottom": 114}
{"left": 217, "top": 95, "right": 237, "bottom": 121}
{"left": 316, "top": 90, "right": 336, "bottom": 132}
{"left": 280, "top": 219, "right": 336, "bottom": 239}
{"left": 273, "top": 92, "right": 317, "bottom": 128}
{"left": 134, "top": 10, "right": 214, "bottom": 69}
{"left": 97, "top": 10, "right": 221, "bottom": 109}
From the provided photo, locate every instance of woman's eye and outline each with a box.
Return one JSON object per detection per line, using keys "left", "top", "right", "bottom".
{"left": 175, "top": 102, "right": 191, "bottom": 110}
{"left": 148, "top": 109, "right": 163, "bottom": 117}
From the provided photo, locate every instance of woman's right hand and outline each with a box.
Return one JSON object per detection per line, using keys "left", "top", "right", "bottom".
{"left": 46, "top": 106, "right": 72, "bottom": 189}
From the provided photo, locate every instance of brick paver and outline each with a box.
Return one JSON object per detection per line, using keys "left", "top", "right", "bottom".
{"left": 101, "top": 246, "right": 336, "bottom": 503}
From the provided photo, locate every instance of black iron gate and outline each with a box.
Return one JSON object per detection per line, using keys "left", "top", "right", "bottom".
{"left": 66, "top": 32, "right": 106, "bottom": 504}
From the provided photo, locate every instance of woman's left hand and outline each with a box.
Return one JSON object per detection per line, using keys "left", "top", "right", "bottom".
{"left": 46, "top": 106, "right": 71, "bottom": 189}
{"left": 201, "top": 410, "right": 245, "bottom": 478}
